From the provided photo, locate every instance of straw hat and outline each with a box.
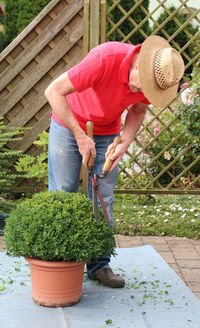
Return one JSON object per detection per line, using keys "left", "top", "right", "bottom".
{"left": 139, "top": 35, "right": 185, "bottom": 107}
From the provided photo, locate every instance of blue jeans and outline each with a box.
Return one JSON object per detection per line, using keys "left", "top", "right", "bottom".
{"left": 48, "top": 119, "right": 119, "bottom": 276}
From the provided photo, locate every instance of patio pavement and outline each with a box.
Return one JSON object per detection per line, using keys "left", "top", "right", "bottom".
{"left": 1, "top": 234, "right": 200, "bottom": 300}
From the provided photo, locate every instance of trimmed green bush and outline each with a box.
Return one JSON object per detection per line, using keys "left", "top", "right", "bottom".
{"left": 5, "top": 191, "right": 116, "bottom": 262}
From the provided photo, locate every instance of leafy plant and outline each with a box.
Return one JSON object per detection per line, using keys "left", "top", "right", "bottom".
{"left": 15, "top": 131, "right": 49, "bottom": 189}
{"left": 0, "top": 117, "right": 24, "bottom": 189}
{"left": 141, "top": 101, "right": 200, "bottom": 187}
{"left": 177, "top": 65, "right": 200, "bottom": 143}
{"left": 5, "top": 191, "right": 116, "bottom": 262}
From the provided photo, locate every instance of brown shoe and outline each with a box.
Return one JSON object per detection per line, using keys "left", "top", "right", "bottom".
{"left": 94, "top": 268, "right": 125, "bottom": 288}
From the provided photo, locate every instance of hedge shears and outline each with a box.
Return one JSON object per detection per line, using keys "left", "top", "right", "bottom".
{"left": 86, "top": 121, "right": 121, "bottom": 227}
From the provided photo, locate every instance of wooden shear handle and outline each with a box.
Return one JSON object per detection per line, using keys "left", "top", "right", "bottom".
{"left": 86, "top": 121, "right": 94, "bottom": 169}
{"left": 102, "top": 136, "right": 121, "bottom": 174}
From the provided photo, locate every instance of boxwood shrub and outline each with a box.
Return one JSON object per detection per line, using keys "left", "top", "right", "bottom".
{"left": 4, "top": 191, "right": 116, "bottom": 263}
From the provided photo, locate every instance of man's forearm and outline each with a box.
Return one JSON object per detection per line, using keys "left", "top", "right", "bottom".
{"left": 45, "top": 89, "right": 85, "bottom": 141}
{"left": 121, "top": 102, "right": 147, "bottom": 147}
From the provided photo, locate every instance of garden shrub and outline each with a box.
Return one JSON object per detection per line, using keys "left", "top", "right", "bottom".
{"left": 5, "top": 191, "right": 116, "bottom": 262}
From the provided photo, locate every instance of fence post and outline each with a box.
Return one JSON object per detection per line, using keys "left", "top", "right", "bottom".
{"left": 101, "top": 0, "right": 107, "bottom": 43}
{"left": 90, "top": 0, "right": 100, "bottom": 49}
{"left": 83, "top": 0, "right": 90, "bottom": 58}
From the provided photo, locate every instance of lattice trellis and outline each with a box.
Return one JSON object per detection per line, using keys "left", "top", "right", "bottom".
{"left": 84, "top": 0, "right": 200, "bottom": 194}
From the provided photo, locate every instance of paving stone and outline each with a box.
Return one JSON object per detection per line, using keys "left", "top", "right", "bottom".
{"left": 195, "top": 246, "right": 200, "bottom": 255}
{"left": 117, "top": 236, "right": 143, "bottom": 248}
{"left": 158, "top": 251, "right": 176, "bottom": 264}
{"left": 181, "top": 268, "right": 200, "bottom": 283}
{"left": 176, "top": 260, "right": 200, "bottom": 269}
{"left": 194, "top": 292, "right": 200, "bottom": 300}
{"left": 171, "top": 247, "right": 200, "bottom": 260}
{"left": 167, "top": 239, "right": 196, "bottom": 248}
{"left": 141, "top": 236, "right": 167, "bottom": 244}
{"left": 150, "top": 244, "right": 170, "bottom": 252}
{"left": 168, "top": 263, "right": 182, "bottom": 275}
{"left": 187, "top": 282, "right": 200, "bottom": 293}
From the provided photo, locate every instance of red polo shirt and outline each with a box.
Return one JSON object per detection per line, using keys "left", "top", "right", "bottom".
{"left": 51, "top": 41, "right": 150, "bottom": 135}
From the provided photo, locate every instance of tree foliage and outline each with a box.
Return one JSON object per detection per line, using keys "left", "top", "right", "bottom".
{"left": 16, "top": 0, "right": 51, "bottom": 33}
{"left": 107, "top": 0, "right": 151, "bottom": 44}
{"left": 2, "top": 0, "right": 51, "bottom": 49}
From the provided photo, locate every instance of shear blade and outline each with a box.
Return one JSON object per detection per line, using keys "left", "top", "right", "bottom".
{"left": 92, "top": 187, "right": 99, "bottom": 223}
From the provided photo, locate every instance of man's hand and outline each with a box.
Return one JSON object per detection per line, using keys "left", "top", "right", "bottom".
{"left": 76, "top": 134, "right": 96, "bottom": 168}
{"left": 105, "top": 102, "right": 147, "bottom": 172}
{"left": 105, "top": 140, "right": 126, "bottom": 172}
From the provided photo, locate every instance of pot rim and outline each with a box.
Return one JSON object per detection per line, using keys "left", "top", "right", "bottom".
{"left": 25, "top": 257, "right": 85, "bottom": 267}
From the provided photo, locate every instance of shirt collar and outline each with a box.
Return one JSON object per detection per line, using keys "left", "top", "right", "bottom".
{"left": 118, "top": 44, "right": 142, "bottom": 83}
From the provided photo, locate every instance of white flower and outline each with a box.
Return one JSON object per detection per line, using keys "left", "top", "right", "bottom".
{"left": 191, "top": 219, "right": 196, "bottom": 223}
{"left": 157, "top": 209, "right": 161, "bottom": 212}
{"left": 164, "top": 219, "right": 168, "bottom": 223}
{"left": 182, "top": 214, "right": 186, "bottom": 219}
{"left": 181, "top": 88, "right": 194, "bottom": 105}
{"left": 164, "top": 151, "right": 171, "bottom": 160}
{"left": 165, "top": 212, "right": 170, "bottom": 216}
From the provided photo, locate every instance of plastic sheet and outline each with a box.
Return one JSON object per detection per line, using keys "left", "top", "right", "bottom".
{"left": 1, "top": 245, "right": 200, "bottom": 328}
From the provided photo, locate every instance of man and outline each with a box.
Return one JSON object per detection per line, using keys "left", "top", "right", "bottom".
{"left": 45, "top": 35, "right": 184, "bottom": 288}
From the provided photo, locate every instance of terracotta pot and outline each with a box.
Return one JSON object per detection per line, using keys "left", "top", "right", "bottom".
{"left": 25, "top": 258, "right": 85, "bottom": 307}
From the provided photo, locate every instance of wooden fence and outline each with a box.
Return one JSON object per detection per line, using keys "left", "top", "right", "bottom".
{"left": 0, "top": 0, "right": 84, "bottom": 191}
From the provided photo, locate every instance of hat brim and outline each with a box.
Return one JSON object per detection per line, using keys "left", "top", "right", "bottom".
{"left": 139, "top": 35, "right": 178, "bottom": 107}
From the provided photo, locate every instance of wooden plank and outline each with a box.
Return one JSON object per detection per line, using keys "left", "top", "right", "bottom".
{"left": 100, "top": 0, "right": 106, "bottom": 43}
{"left": 0, "top": 0, "right": 83, "bottom": 92}
{"left": 12, "top": 111, "right": 51, "bottom": 152}
{"left": 83, "top": 0, "right": 90, "bottom": 57}
{"left": 0, "top": 20, "right": 83, "bottom": 117}
{"left": 9, "top": 49, "right": 82, "bottom": 128}
{"left": 0, "top": 0, "right": 62, "bottom": 60}
{"left": 90, "top": 0, "right": 99, "bottom": 49}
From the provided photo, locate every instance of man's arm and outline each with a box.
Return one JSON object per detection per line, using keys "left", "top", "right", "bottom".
{"left": 106, "top": 102, "right": 147, "bottom": 171}
{"left": 45, "top": 72, "right": 96, "bottom": 166}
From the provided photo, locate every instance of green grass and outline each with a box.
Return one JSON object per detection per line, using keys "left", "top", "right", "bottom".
{"left": 113, "top": 194, "right": 200, "bottom": 239}
{"left": 1, "top": 193, "right": 200, "bottom": 239}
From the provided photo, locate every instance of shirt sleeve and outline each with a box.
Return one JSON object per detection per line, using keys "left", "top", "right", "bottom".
{"left": 67, "top": 49, "right": 106, "bottom": 92}
{"left": 141, "top": 96, "right": 151, "bottom": 105}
